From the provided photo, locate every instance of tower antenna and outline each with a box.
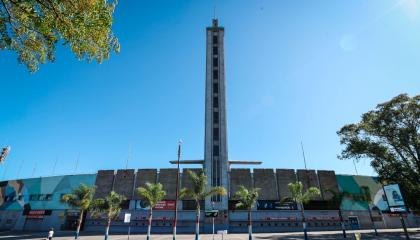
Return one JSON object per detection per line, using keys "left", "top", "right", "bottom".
{"left": 213, "top": 5, "right": 216, "bottom": 19}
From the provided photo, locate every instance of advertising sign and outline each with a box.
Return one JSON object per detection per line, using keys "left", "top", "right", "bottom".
{"left": 228, "top": 200, "right": 242, "bottom": 210}
{"left": 25, "top": 210, "right": 52, "bottom": 219}
{"left": 124, "top": 213, "right": 131, "bottom": 223}
{"left": 135, "top": 200, "right": 150, "bottom": 210}
{"left": 135, "top": 200, "right": 176, "bottom": 210}
{"left": 383, "top": 184, "right": 406, "bottom": 210}
{"left": 256, "top": 200, "right": 297, "bottom": 210}
{"left": 153, "top": 200, "right": 176, "bottom": 210}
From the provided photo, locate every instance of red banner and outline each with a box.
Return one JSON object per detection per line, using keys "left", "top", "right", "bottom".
{"left": 153, "top": 200, "right": 176, "bottom": 210}
{"left": 26, "top": 210, "right": 46, "bottom": 219}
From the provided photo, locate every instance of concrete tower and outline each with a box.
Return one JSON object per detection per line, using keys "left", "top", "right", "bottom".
{"left": 204, "top": 19, "right": 229, "bottom": 211}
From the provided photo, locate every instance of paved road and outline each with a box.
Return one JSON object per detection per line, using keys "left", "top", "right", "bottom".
{"left": 0, "top": 228, "right": 419, "bottom": 240}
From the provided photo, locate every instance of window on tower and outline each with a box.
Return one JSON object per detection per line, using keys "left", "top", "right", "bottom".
{"left": 213, "top": 146, "right": 219, "bottom": 156}
{"left": 213, "top": 97, "right": 219, "bottom": 108}
{"left": 213, "top": 83, "right": 218, "bottom": 93}
{"left": 213, "top": 46, "right": 218, "bottom": 54}
{"left": 213, "top": 115, "right": 219, "bottom": 124}
{"left": 213, "top": 58, "right": 218, "bottom": 67}
{"left": 213, "top": 128, "right": 219, "bottom": 139}
{"left": 213, "top": 35, "right": 218, "bottom": 43}
{"left": 213, "top": 70, "right": 218, "bottom": 79}
{"left": 213, "top": 111, "right": 219, "bottom": 120}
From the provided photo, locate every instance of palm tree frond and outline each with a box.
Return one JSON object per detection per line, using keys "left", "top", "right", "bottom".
{"left": 61, "top": 184, "right": 95, "bottom": 210}
{"left": 233, "top": 185, "right": 259, "bottom": 210}
{"left": 137, "top": 182, "right": 166, "bottom": 208}
{"left": 288, "top": 181, "right": 321, "bottom": 204}
{"left": 205, "top": 186, "right": 227, "bottom": 198}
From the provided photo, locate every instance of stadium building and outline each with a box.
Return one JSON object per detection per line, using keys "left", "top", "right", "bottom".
{"left": 0, "top": 19, "right": 419, "bottom": 233}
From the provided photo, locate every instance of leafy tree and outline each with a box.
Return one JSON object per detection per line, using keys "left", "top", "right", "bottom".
{"left": 180, "top": 170, "right": 226, "bottom": 240}
{"left": 233, "top": 186, "right": 260, "bottom": 240}
{"left": 137, "top": 182, "right": 166, "bottom": 240}
{"left": 353, "top": 186, "right": 378, "bottom": 236}
{"left": 288, "top": 181, "right": 321, "bottom": 240}
{"left": 0, "top": 0, "right": 120, "bottom": 72}
{"left": 61, "top": 184, "right": 96, "bottom": 239}
{"left": 338, "top": 94, "right": 420, "bottom": 210}
{"left": 89, "top": 191, "right": 125, "bottom": 240}
{"left": 326, "top": 189, "right": 351, "bottom": 239}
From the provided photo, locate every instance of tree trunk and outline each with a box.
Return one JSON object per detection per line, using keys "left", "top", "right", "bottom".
{"left": 74, "top": 210, "right": 84, "bottom": 239}
{"left": 367, "top": 205, "right": 378, "bottom": 236}
{"left": 248, "top": 210, "right": 252, "bottom": 240}
{"left": 104, "top": 218, "right": 111, "bottom": 240}
{"left": 147, "top": 208, "right": 153, "bottom": 240}
{"left": 301, "top": 203, "right": 308, "bottom": 240}
{"left": 195, "top": 203, "right": 200, "bottom": 240}
{"left": 338, "top": 208, "right": 346, "bottom": 238}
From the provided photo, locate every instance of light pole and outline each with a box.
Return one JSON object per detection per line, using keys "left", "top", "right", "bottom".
{"left": 212, "top": 201, "right": 215, "bottom": 240}
{"left": 173, "top": 140, "right": 182, "bottom": 240}
{"left": 0, "top": 146, "right": 11, "bottom": 164}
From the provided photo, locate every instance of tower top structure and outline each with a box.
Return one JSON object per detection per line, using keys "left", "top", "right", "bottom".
{"left": 212, "top": 18, "right": 218, "bottom": 28}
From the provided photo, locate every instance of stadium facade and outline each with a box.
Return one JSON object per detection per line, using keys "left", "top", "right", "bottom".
{"left": 0, "top": 172, "right": 419, "bottom": 233}
{"left": 0, "top": 19, "right": 419, "bottom": 233}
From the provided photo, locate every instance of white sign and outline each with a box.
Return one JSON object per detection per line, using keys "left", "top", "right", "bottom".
{"left": 217, "top": 230, "right": 228, "bottom": 234}
{"left": 124, "top": 213, "right": 131, "bottom": 223}
{"left": 390, "top": 207, "right": 407, "bottom": 213}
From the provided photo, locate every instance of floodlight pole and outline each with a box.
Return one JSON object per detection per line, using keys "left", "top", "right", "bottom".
{"left": 173, "top": 140, "right": 182, "bottom": 240}
{"left": 0, "top": 146, "right": 11, "bottom": 164}
{"left": 212, "top": 201, "right": 215, "bottom": 240}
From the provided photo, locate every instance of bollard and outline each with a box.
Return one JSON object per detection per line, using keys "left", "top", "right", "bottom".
{"left": 354, "top": 233, "right": 361, "bottom": 240}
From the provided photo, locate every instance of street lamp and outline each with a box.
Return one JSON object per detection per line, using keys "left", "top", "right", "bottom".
{"left": 0, "top": 146, "right": 11, "bottom": 163}
{"left": 173, "top": 139, "right": 182, "bottom": 240}
{"left": 212, "top": 201, "right": 215, "bottom": 240}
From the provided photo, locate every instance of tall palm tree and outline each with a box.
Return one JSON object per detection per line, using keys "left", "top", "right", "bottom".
{"left": 326, "top": 189, "right": 351, "bottom": 239}
{"left": 89, "top": 191, "right": 126, "bottom": 240}
{"left": 180, "top": 170, "right": 227, "bottom": 240}
{"left": 233, "top": 186, "right": 260, "bottom": 240}
{"left": 288, "top": 181, "right": 321, "bottom": 240}
{"left": 356, "top": 186, "right": 378, "bottom": 236}
{"left": 137, "top": 182, "right": 166, "bottom": 240}
{"left": 61, "top": 184, "right": 96, "bottom": 239}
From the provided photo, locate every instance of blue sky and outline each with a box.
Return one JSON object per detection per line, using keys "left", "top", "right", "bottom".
{"left": 1, "top": 0, "right": 419, "bottom": 180}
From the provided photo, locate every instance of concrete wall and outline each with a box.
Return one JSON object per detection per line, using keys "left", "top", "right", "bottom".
{"left": 92, "top": 168, "right": 344, "bottom": 203}
{"left": 253, "top": 169, "right": 278, "bottom": 200}
{"left": 0, "top": 210, "right": 20, "bottom": 230}
{"left": 229, "top": 169, "right": 252, "bottom": 199}
{"left": 94, "top": 170, "right": 115, "bottom": 198}
{"left": 276, "top": 169, "right": 296, "bottom": 200}
{"left": 317, "top": 170, "right": 339, "bottom": 200}
{"left": 133, "top": 169, "right": 157, "bottom": 200}
{"left": 113, "top": 169, "right": 135, "bottom": 199}
{"left": 158, "top": 169, "right": 178, "bottom": 200}
{"left": 297, "top": 169, "right": 321, "bottom": 200}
